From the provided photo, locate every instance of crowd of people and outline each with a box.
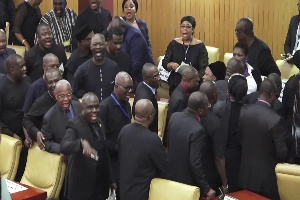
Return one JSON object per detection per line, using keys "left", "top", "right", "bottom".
{"left": 0, "top": 0, "right": 300, "bottom": 200}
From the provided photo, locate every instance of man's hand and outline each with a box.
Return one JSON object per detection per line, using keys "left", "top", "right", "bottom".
{"left": 37, "top": 131, "right": 45, "bottom": 150}
{"left": 207, "top": 189, "right": 216, "bottom": 200}
{"left": 81, "top": 139, "right": 98, "bottom": 159}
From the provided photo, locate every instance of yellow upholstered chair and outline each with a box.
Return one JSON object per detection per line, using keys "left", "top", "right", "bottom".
{"left": 7, "top": 45, "right": 26, "bottom": 58}
{"left": 20, "top": 143, "right": 66, "bottom": 199}
{"left": 206, "top": 46, "right": 220, "bottom": 64}
{"left": 0, "top": 134, "right": 22, "bottom": 180}
{"left": 223, "top": 52, "right": 233, "bottom": 66}
{"left": 276, "top": 60, "right": 299, "bottom": 80}
{"left": 5, "top": 22, "right": 9, "bottom": 43}
{"left": 275, "top": 163, "right": 300, "bottom": 200}
{"left": 148, "top": 178, "right": 200, "bottom": 200}
{"left": 157, "top": 101, "right": 168, "bottom": 140}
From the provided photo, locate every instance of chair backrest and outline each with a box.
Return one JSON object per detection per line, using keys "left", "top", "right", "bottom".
{"left": 5, "top": 22, "right": 9, "bottom": 43}
{"left": 275, "top": 163, "right": 300, "bottom": 200}
{"left": 276, "top": 60, "right": 299, "bottom": 80}
{"left": 0, "top": 134, "right": 22, "bottom": 180}
{"left": 20, "top": 143, "right": 66, "bottom": 199}
{"left": 148, "top": 178, "right": 200, "bottom": 200}
{"left": 206, "top": 46, "right": 220, "bottom": 64}
{"left": 157, "top": 101, "right": 168, "bottom": 140}
{"left": 7, "top": 45, "right": 26, "bottom": 58}
{"left": 223, "top": 52, "right": 233, "bottom": 66}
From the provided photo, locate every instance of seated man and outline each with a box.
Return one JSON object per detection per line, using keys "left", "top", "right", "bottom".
{"left": 72, "top": 33, "right": 119, "bottom": 101}
{"left": 23, "top": 68, "right": 62, "bottom": 149}
{"left": 105, "top": 27, "right": 132, "bottom": 76}
{"left": 118, "top": 99, "right": 168, "bottom": 200}
{"left": 23, "top": 53, "right": 59, "bottom": 113}
{"left": 42, "top": 80, "right": 81, "bottom": 154}
{"left": 168, "top": 66, "right": 200, "bottom": 118}
{"left": 61, "top": 92, "right": 115, "bottom": 200}
{"left": 25, "top": 23, "right": 67, "bottom": 82}
{"left": 0, "top": 29, "right": 15, "bottom": 74}
{"left": 39, "top": 0, "right": 77, "bottom": 52}
{"left": 65, "top": 25, "right": 93, "bottom": 83}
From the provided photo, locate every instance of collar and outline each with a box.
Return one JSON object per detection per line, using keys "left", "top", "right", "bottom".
{"left": 180, "top": 82, "right": 191, "bottom": 97}
{"left": 257, "top": 99, "right": 271, "bottom": 107}
{"left": 143, "top": 81, "right": 156, "bottom": 95}
{"left": 245, "top": 62, "right": 253, "bottom": 74}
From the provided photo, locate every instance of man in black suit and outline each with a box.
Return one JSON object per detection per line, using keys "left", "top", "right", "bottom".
{"left": 167, "top": 91, "right": 216, "bottom": 200}
{"left": 23, "top": 68, "right": 62, "bottom": 149}
{"left": 238, "top": 79, "right": 288, "bottom": 200}
{"left": 61, "top": 92, "right": 115, "bottom": 200}
{"left": 42, "top": 79, "right": 81, "bottom": 154}
{"left": 168, "top": 66, "right": 200, "bottom": 118}
{"left": 0, "top": 29, "right": 15, "bottom": 74}
{"left": 133, "top": 63, "right": 161, "bottom": 133}
{"left": 118, "top": 99, "right": 168, "bottom": 200}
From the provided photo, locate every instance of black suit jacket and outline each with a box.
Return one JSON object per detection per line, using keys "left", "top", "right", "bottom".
{"left": 168, "top": 83, "right": 188, "bottom": 118}
{"left": 167, "top": 109, "right": 211, "bottom": 195}
{"left": 133, "top": 82, "right": 158, "bottom": 133}
{"left": 285, "top": 15, "right": 300, "bottom": 54}
{"left": 238, "top": 101, "right": 288, "bottom": 198}
{"left": 60, "top": 115, "right": 112, "bottom": 200}
{"left": 0, "top": 48, "right": 15, "bottom": 74}
{"left": 42, "top": 101, "right": 81, "bottom": 154}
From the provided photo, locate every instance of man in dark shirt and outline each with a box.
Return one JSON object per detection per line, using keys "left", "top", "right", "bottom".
{"left": 0, "top": 29, "right": 15, "bottom": 74}
{"left": 0, "top": 0, "right": 15, "bottom": 41}
{"left": 23, "top": 53, "right": 59, "bottom": 113}
{"left": 65, "top": 25, "right": 93, "bottom": 83}
{"left": 118, "top": 99, "right": 168, "bottom": 200}
{"left": 75, "top": 0, "right": 111, "bottom": 34}
{"left": 105, "top": 27, "right": 132, "bottom": 77}
{"left": 61, "top": 92, "right": 115, "bottom": 200}
{"left": 133, "top": 63, "right": 161, "bottom": 133}
{"left": 73, "top": 33, "right": 119, "bottom": 101}
{"left": 168, "top": 66, "right": 200, "bottom": 118}
{"left": 25, "top": 23, "right": 67, "bottom": 82}
{"left": 99, "top": 71, "right": 133, "bottom": 199}
{"left": 110, "top": 17, "right": 154, "bottom": 84}
{"left": 167, "top": 91, "right": 216, "bottom": 199}
{"left": 235, "top": 17, "right": 280, "bottom": 76}
{"left": 23, "top": 68, "right": 62, "bottom": 150}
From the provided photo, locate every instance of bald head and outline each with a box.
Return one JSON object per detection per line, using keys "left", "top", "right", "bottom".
{"left": 188, "top": 91, "right": 209, "bottom": 111}
{"left": 181, "top": 66, "right": 198, "bottom": 81}
{"left": 115, "top": 71, "right": 132, "bottom": 84}
{"left": 91, "top": 33, "right": 105, "bottom": 44}
{"left": 135, "top": 99, "right": 154, "bottom": 117}
{"left": 82, "top": 92, "right": 99, "bottom": 106}
{"left": 54, "top": 79, "right": 71, "bottom": 93}
{"left": 199, "top": 81, "right": 217, "bottom": 105}
{"left": 142, "top": 63, "right": 157, "bottom": 77}
{"left": 225, "top": 58, "right": 245, "bottom": 80}
{"left": 237, "top": 18, "right": 254, "bottom": 36}
{"left": 43, "top": 53, "right": 59, "bottom": 71}
{"left": 6, "top": 54, "right": 23, "bottom": 71}
{"left": 111, "top": 16, "right": 127, "bottom": 29}
{"left": 0, "top": 29, "right": 6, "bottom": 37}
{"left": 268, "top": 73, "right": 281, "bottom": 89}
{"left": 259, "top": 79, "right": 277, "bottom": 98}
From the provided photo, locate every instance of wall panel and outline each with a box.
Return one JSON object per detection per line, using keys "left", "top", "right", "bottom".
{"left": 114, "top": 0, "right": 298, "bottom": 64}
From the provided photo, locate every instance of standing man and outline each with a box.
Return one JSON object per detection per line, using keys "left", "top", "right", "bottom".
{"left": 167, "top": 91, "right": 216, "bottom": 199}
{"left": 0, "top": 29, "right": 15, "bottom": 74}
{"left": 60, "top": 92, "right": 115, "bottom": 200}
{"left": 42, "top": 80, "right": 81, "bottom": 154}
{"left": 39, "top": 0, "right": 77, "bottom": 52}
{"left": 25, "top": 24, "right": 67, "bottom": 82}
{"left": 238, "top": 79, "right": 288, "bottom": 200}
{"left": 0, "top": 0, "right": 15, "bottom": 32}
{"left": 235, "top": 17, "right": 280, "bottom": 76}
{"left": 133, "top": 63, "right": 160, "bottom": 133}
{"left": 118, "top": 99, "right": 168, "bottom": 200}
{"left": 168, "top": 66, "right": 200, "bottom": 118}
{"left": 75, "top": 0, "right": 111, "bottom": 34}
{"left": 105, "top": 27, "right": 132, "bottom": 76}
{"left": 73, "top": 33, "right": 119, "bottom": 101}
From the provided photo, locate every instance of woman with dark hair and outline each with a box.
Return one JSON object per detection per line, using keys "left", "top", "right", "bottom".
{"left": 162, "top": 15, "right": 208, "bottom": 96}
{"left": 122, "top": 0, "right": 151, "bottom": 48}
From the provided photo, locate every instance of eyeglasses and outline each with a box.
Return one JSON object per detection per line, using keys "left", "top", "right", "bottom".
{"left": 180, "top": 25, "right": 192, "bottom": 30}
{"left": 146, "top": 73, "right": 160, "bottom": 80}
{"left": 116, "top": 84, "right": 133, "bottom": 92}
{"left": 199, "top": 103, "right": 211, "bottom": 110}
{"left": 235, "top": 29, "right": 245, "bottom": 34}
{"left": 57, "top": 93, "right": 72, "bottom": 99}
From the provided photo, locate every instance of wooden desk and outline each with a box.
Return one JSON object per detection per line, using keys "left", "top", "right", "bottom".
{"left": 10, "top": 182, "right": 47, "bottom": 200}
{"left": 213, "top": 190, "right": 270, "bottom": 200}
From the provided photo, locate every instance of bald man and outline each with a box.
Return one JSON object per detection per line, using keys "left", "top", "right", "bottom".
{"left": 118, "top": 99, "right": 168, "bottom": 200}
{"left": 168, "top": 66, "right": 200, "bottom": 118}
{"left": 167, "top": 91, "right": 216, "bottom": 199}
{"left": 23, "top": 53, "right": 59, "bottom": 113}
{"left": 73, "top": 33, "right": 119, "bottom": 101}
{"left": 0, "top": 29, "right": 16, "bottom": 74}
{"left": 235, "top": 18, "right": 280, "bottom": 76}
{"left": 238, "top": 79, "right": 288, "bottom": 199}
{"left": 61, "top": 92, "right": 115, "bottom": 200}
{"left": 133, "top": 63, "right": 161, "bottom": 133}
{"left": 42, "top": 80, "right": 81, "bottom": 154}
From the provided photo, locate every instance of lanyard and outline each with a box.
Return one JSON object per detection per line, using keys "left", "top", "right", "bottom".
{"left": 110, "top": 93, "right": 131, "bottom": 120}
{"left": 183, "top": 39, "right": 192, "bottom": 64}
{"left": 244, "top": 66, "right": 248, "bottom": 77}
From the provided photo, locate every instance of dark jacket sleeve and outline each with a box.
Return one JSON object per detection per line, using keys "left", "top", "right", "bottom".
{"left": 284, "top": 16, "right": 295, "bottom": 54}
{"left": 60, "top": 125, "right": 81, "bottom": 155}
{"left": 42, "top": 112, "right": 60, "bottom": 154}
{"left": 197, "top": 43, "right": 209, "bottom": 76}
{"left": 258, "top": 48, "right": 280, "bottom": 76}
{"left": 162, "top": 41, "right": 174, "bottom": 71}
{"left": 272, "top": 119, "right": 288, "bottom": 162}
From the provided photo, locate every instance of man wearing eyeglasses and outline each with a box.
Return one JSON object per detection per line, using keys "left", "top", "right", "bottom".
{"left": 133, "top": 63, "right": 161, "bottom": 133}
{"left": 42, "top": 79, "right": 81, "bottom": 154}
{"left": 235, "top": 18, "right": 280, "bottom": 77}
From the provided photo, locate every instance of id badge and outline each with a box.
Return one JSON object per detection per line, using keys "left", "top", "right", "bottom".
{"left": 63, "top": 40, "right": 70, "bottom": 47}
